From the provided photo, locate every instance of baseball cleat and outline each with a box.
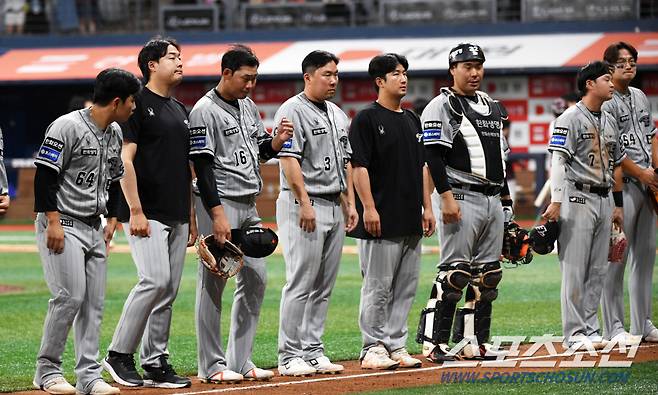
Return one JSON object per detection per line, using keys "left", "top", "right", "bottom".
{"left": 306, "top": 356, "right": 344, "bottom": 374}
{"left": 142, "top": 356, "right": 191, "bottom": 388}
{"left": 278, "top": 357, "right": 317, "bottom": 377}
{"left": 609, "top": 331, "right": 642, "bottom": 345}
{"left": 33, "top": 376, "right": 77, "bottom": 395}
{"left": 102, "top": 353, "right": 143, "bottom": 387}
{"left": 390, "top": 348, "right": 422, "bottom": 368}
{"left": 202, "top": 369, "right": 243, "bottom": 384}
{"left": 426, "top": 344, "right": 459, "bottom": 363}
{"left": 361, "top": 346, "right": 399, "bottom": 370}
{"left": 643, "top": 328, "right": 658, "bottom": 342}
{"left": 85, "top": 380, "right": 120, "bottom": 395}
{"left": 243, "top": 367, "right": 274, "bottom": 381}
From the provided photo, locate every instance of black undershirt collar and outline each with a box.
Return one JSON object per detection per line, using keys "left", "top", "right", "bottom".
{"left": 214, "top": 89, "right": 239, "bottom": 109}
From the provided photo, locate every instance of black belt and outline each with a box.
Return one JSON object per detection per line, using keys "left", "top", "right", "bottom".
{"left": 450, "top": 183, "right": 502, "bottom": 196}
{"left": 574, "top": 182, "right": 610, "bottom": 196}
{"left": 309, "top": 192, "right": 341, "bottom": 203}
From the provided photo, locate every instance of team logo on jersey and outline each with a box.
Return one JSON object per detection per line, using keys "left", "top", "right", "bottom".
{"left": 378, "top": 125, "right": 385, "bottom": 135}
{"left": 108, "top": 156, "right": 124, "bottom": 177}
{"left": 619, "top": 114, "right": 629, "bottom": 123}
{"left": 81, "top": 148, "right": 98, "bottom": 156}
{"left": 339, "top": 135, "right": 349, "bottom": 148}
{"left": 569, "top": 196, "right": 586, "bottom": 204}
{"left": 223, "top": 126, "right": 239, "bottom": 136}
{"left": 581, "top": 133, "right": 594, "bottom": 140}
{"left": 189, "top": 126, "right": 207, "bottom": 149}
{"left": 147, "top": 107, "right": 155, "bottom": 117}
{"left": 639, "top": 114, "right": 651, "bottom": 127}
{"left": 453, "top": 193, "right": 464, "bottom": 201}
{"left": 282, "top": 138, "right": 293, "bottom": 149}
{"left": 37, "top": 137, "right": 64, "bottom": 162}
{"left": 312, "top": 127, "right": 327, "bottom": 136}
{"left": 60, "top": 218, "right": 73, "bottom": 227}
{"left": 416, "top": 133, "right": 423, "bottom": 143}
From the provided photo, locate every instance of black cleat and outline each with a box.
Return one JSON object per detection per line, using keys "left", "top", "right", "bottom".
{"left": 102, "top": 352, "right": 144, "bottom": 387}
{"left": 142, "top": 356, "right": 192, "bottom": 389}
{"left": 427, "top": 344, "right": 460, "bottom": 363}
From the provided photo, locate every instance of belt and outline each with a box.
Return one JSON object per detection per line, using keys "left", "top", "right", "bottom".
{"left": 308, "top": 192, "right": 341, "bottom": 203}
{"left": 450, "top": 183, "right": 502, "bottom": 196}
{"left": 574, "top": 182, "right": 610, "bottom": 196}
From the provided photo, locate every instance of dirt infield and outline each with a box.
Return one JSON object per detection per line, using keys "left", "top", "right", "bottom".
{"left": 13, "top": 343, "right": 658, "bottom": 395}
{"left": 0, "top": 284, "right": 23, "bottom": 294}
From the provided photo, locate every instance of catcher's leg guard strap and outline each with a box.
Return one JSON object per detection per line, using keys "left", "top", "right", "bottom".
{"left": 452, "top": 307, "right": 475, "bottom": 344}
{"left": 471, "top": 262, "right": 502, "bottom": 302}
{"left": 475, "top": 300, "right": 493, "bottom": 344}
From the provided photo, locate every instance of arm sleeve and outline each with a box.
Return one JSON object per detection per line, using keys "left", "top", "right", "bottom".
{"left": 255, "top": 108, "right": 278, "bottom": 160}
{"left": 34, "top": 164, "right": 59, "bottom": 212}
{"left": 0, "top": 128, "right": 7, "bottom": 195}
{"left": 425, "top": 144, "right": 451, "bottom": 194}
{"left": 106, "top": 181, "right": 121, "bottom": 217}
{"left": 276, "top": 103, "right": 305, "bottom": 160}
{"left": 550, "top": 151, "right": 568, "bottom": 203}
{"left": 348, "top": 111, "right": 373, "bottom": 168}
{"left": 191, "top": 155, "right": 221, "bottom": 209}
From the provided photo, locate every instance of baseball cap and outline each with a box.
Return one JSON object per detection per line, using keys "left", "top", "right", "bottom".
{"left": 448, "top": 43, "right": 486, "bottom": 67}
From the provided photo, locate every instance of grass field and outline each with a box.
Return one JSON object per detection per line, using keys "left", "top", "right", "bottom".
{"left": 0, "top": 235, "right": 657, "bottom": 393}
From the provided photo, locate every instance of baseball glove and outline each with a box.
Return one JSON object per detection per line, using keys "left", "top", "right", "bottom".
{"left": 501, "top": 222, "right": 533, "bottom": 266}
{"left": 608, "top": 225, "right": 627, "bottom": 264}
{"left": 197, "top": 235, "right": 244, "bottom": 278}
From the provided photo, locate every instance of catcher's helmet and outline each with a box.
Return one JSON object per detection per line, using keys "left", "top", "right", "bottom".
{"left": 231, "top": 227, "right": 278, "bottom": 258}
{"left": 502, "top": 222, "right": 533, "bottom": 265}
{"left": 448, "top": 43, "right": 486, "bottom": 67}
{"left": 528, "top": 221, "right": 560, "bottom": 255}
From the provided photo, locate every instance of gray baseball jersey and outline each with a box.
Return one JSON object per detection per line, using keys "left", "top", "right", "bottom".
{"left": 35, "top": 108, "right": 124, "bottom": 217}
{"left": 548, "top": 102, "right": 625, "bottom": 188}
{"left": 274, "top": 93, "right": 352, "bottom": 195}
{"left": 189, "top": 89, "right": 267, "bottom": 198}
{"left": 0, "top": 127, "right": 7, "bottom": 194}
{"left": 601, "top": 87, "right": 657, "bottom": 340}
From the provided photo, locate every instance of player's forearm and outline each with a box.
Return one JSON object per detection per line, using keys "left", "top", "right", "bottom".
{"left": 352, "top": 166, "right": 376, "bottom": 210}
{"left": 45, "top": 210, "right": 61, "bottom": 225}
{"left": 342, "top": 162, "right": 356, "bottom": 207}
{"left": 425, "top": 145, "right": 451, "bottom": 194}
{"left": 192, "top": 155, "right": 221, "bottom": 209}
{"left": 653, "top": 134, "right": 658, "bottom": 168}
{"left": 280, "top": 157, "right": 311, "bottom": 205}
{"left": 549, "top": 152, "right": 567, "bottom": 203}
{"left": 422, "top": 165, "right": 433, "bottom": 211}
{"left": 105, "top": 181, "right": 120, "bottom": 218}
{"left": 119, "top": 161, "right": 144, "bottom": 215}
{"left": 613, "top": 166, "right": 624, "bottom": 193}
{"left": 33, "top": 165, "right": 59, "bottom": 212}
{"left": 620, "top": 157, "right": 647, "bottom": 179}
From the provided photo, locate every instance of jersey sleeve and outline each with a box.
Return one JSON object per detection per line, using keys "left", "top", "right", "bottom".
{"left": 349, "top": 110, "right": 373, "bottom": 168}
{"left": 188, "top": 105, "right": 216, "bottom": 158}
{"left": 638, "top": 90, "right": 656, "bottom": 138}
{"left": 108, "top": 125, "right": 125, "bottom": 182}
{"left": 34, "top": 117, "right": 74, "bottom": 173}
{"left": 421, "top": 96, "right": 455, "bottom": 148}
{"left": 275, "top": 102, "right": 304, "bottom": 160}
{"left": 548, "top": 113, "right": 576, "bottom": 159}
{"left": 119, "top": 95, "right": 143, "bottom": 144}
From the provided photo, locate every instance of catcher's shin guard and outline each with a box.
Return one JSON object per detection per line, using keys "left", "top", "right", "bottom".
{"left": 416, "top": 263, "right": 470, "bottom": 356}
{"left": 471, "top": 262, "right": 502, "bottom": 303}
{"left": 451, "top": 301, "right": 498, "bottom": 359}
{"left": 451, "top": 307, "right": 475, "bottom": 344}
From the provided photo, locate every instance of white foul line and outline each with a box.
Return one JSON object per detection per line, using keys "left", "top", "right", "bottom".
{"left": 172, "top": 343, "right": 657, "bottom": 395}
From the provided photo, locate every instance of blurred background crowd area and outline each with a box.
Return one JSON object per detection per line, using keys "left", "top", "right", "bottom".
{"left": 0, "top": 0, "right": 657, "bottom": 35}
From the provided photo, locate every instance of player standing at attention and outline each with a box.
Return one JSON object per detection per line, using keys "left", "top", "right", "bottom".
{"left": 275, "top": 50, "right": 358, "bottom": 377}
{"left": 33, "top": 68, "right": 140, "bottom": 395}
{"left": 0, "top": 127, "right": 9, "bottom": 214}
{"left": 102, "top": 37, "right": 196, "bottom": 389}
{"left": 600, "top": 42, "right": 658, "bottom": 343}
{"left": 189, "top": 45, "right": 293, "bottom": 383}
{"left": 348, "top": 53, "right": 435, "bottom": 370}
{"left": 543, "top": 61, "right": 625, "bottom": 349}
{"left": 416, "top": 43, "right": 513, "bottom": 362}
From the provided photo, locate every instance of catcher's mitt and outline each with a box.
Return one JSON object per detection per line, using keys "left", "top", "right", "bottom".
{"left": 608, "top": 225, "right": 627, "bottom": 264}
{"left": 196, "top": 235, "right": 244, "bottom": 279}
{"left": 501, "top": 222, "right": 533, "bottom": 266}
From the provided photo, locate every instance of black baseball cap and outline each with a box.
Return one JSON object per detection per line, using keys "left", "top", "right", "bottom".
{"left": 448, "top": 43, "right": 486, "bottom": 67}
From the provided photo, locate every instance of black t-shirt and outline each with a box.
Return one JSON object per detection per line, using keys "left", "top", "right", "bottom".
{"left": 348, "top": 102, "right": 425, "bottom": 239}
{"left": 117, "top": 88, "right": 191, "bottom": 224}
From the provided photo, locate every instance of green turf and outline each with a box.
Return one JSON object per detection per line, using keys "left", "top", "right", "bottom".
{"left": 363, "top": 361, "right": 658, "bottom": 395}
{"left": 0, "top": 244, "right": 656, "bottom": 392}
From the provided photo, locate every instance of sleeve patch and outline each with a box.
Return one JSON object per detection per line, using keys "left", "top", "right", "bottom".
{"left": 553, "top": 127, "right": 568, "bottom": 136}
{"left": 37, "top": 137, "right": 64, "bottom": 162}
{"left": 550, "top": 135, "right": 567, "bottom": 146}
{"left": 282, "top": 139, "right": 293, "bottom": 149}
{"left": 189, "top": 126, "right": 207, "bottom": 149}
{"left": 423, "top": 129, "right": 442, "bottom": 142}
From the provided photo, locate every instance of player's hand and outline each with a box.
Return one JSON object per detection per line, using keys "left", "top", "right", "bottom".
{"left": 638, "top": 167, "right": 658, "bottom": 189}
{"left": 502, "top": 200, "right": 514, "bottom": 225}
{"left": 104, "top": 218, "right": 118, "bottom": 253}
{"left": 129, "top": 211, "right": 150, "bottom": 237}
{"left": 363, "top": 206, "right": 381, "bottom": 237}
{"left": 612, "top": 207, "right": 624, "bottom": 231}
{"left": 211, "top": 205, "right": 231, "bottom": 247}
{"left": 46, "top": 220, "right": 65, "bottom": 254}
{"left": 299, "top": 202, "right": 316, "bottom": 233}
{"left": 274, "top": 117, "right": 294, "bottom": 145}
{"left": 542, "top": 202, "right": 561, "bottom": 221}
{"left": 422, "top": 208, "right": 436, "bottom": 237}
{"left": 188, "top": 218, "right": 198, "bottom": 247}
{"left": 440, "top": 192, "right": 461, "bottom": 224}
{"left": 343, "top": 204, "right": 358, "bottom": 233}
{"left": 0, "top": 194, "right": 10, "bottom": 214}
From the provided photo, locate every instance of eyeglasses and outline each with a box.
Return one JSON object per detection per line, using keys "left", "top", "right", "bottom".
{"left": 614, "top": 59, "right": 637, "bottom": 69}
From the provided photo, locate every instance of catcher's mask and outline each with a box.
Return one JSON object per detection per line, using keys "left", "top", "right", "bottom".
{"left": 501, "top": 222, "right": 533, "bottom": 266}
{"left": 231, "top": 227, "right": 278, "bottom": 258}
{"left": 528, "top": 221, "right": 560, "bottom": 255}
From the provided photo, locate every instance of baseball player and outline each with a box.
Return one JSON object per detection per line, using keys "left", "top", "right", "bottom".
{"left": 33, "top": 68, "right": 140, "bottom": 395}
{"left": 189, "top": 45, "right": 293, "bottom": 383}
{"left": 349, "top": 54, "right": 435, "bottom": 370}
{"left": 600, "top": 42, "right": 658, "bottom": 343}
{"left": 543, "top": 61, "right": 625, "bottom": 348}
{"left": 0, "top": 127, "right": 9, "bottom": 214}
{"left": 103, "top": 37, "right": 196, "bottom": 389}
{"left": 416, "top": 43, "right": 513, "bottom": 362}
{"left": 275, "top": 50, "right": 358, "bottom": 376}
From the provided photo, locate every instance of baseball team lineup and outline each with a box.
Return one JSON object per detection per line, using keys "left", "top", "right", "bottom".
{"left": 7, "top": 36, "right": 654, "bottom": 395}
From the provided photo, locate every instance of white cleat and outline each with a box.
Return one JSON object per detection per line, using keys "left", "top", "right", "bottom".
{"left": 361, "top": 345, "right": 399, "bottom": 370}
{"left": 643, "top": 328, "right": 658, "bottom": 342}
{"left": 390, "top": 348, "right": 422, "bottom": 368}
{"left": 278, "top": 357, "right": 316, "bottom": 377}
{"left": 306, "top": 356, "right": 344, "bottom": 374}
{"left": 201, "top": 369, "right": 243, "bottom": 384}
{"left": 84, "top": 380, "right": 120, "bottom": 395}
{"left": 243, "top": 367, "right": 274, "bottom": 381}
{"left": 33, "top": 376, "right": 77, "bottom": 395}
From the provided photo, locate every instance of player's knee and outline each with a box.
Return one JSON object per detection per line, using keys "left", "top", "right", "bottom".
{"left": 472, "top": 262, "right": 502, "bottom": 302}
{"left": 435, "top": 262, "right": 470, "bottom": 302}
{"left": 54, "top": 290, "right": 85, "bottom": 311}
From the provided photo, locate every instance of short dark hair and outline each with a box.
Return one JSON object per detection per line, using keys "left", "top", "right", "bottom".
{"left": 93, "top": 68, "right": 142, "bottom": 106}
{"left": 562, "top": 91, "right": 581, "bottom": 103}
{"left": 302, "top": 50, "right": 339, "bottom": 75}
{"left": 603, "top": 41, "right": 638, "bottom": 64}
{"left": 576, "top": 61, "right": 612, "bottom": 96}
{"left": 221, "top": 45, "right": 259, "bottom": 73}
{"left": 368, "top": 53, "right": 408, "bottom": 80}
{"left": 138, "top": 36, "right": 180, "bottom": 83}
